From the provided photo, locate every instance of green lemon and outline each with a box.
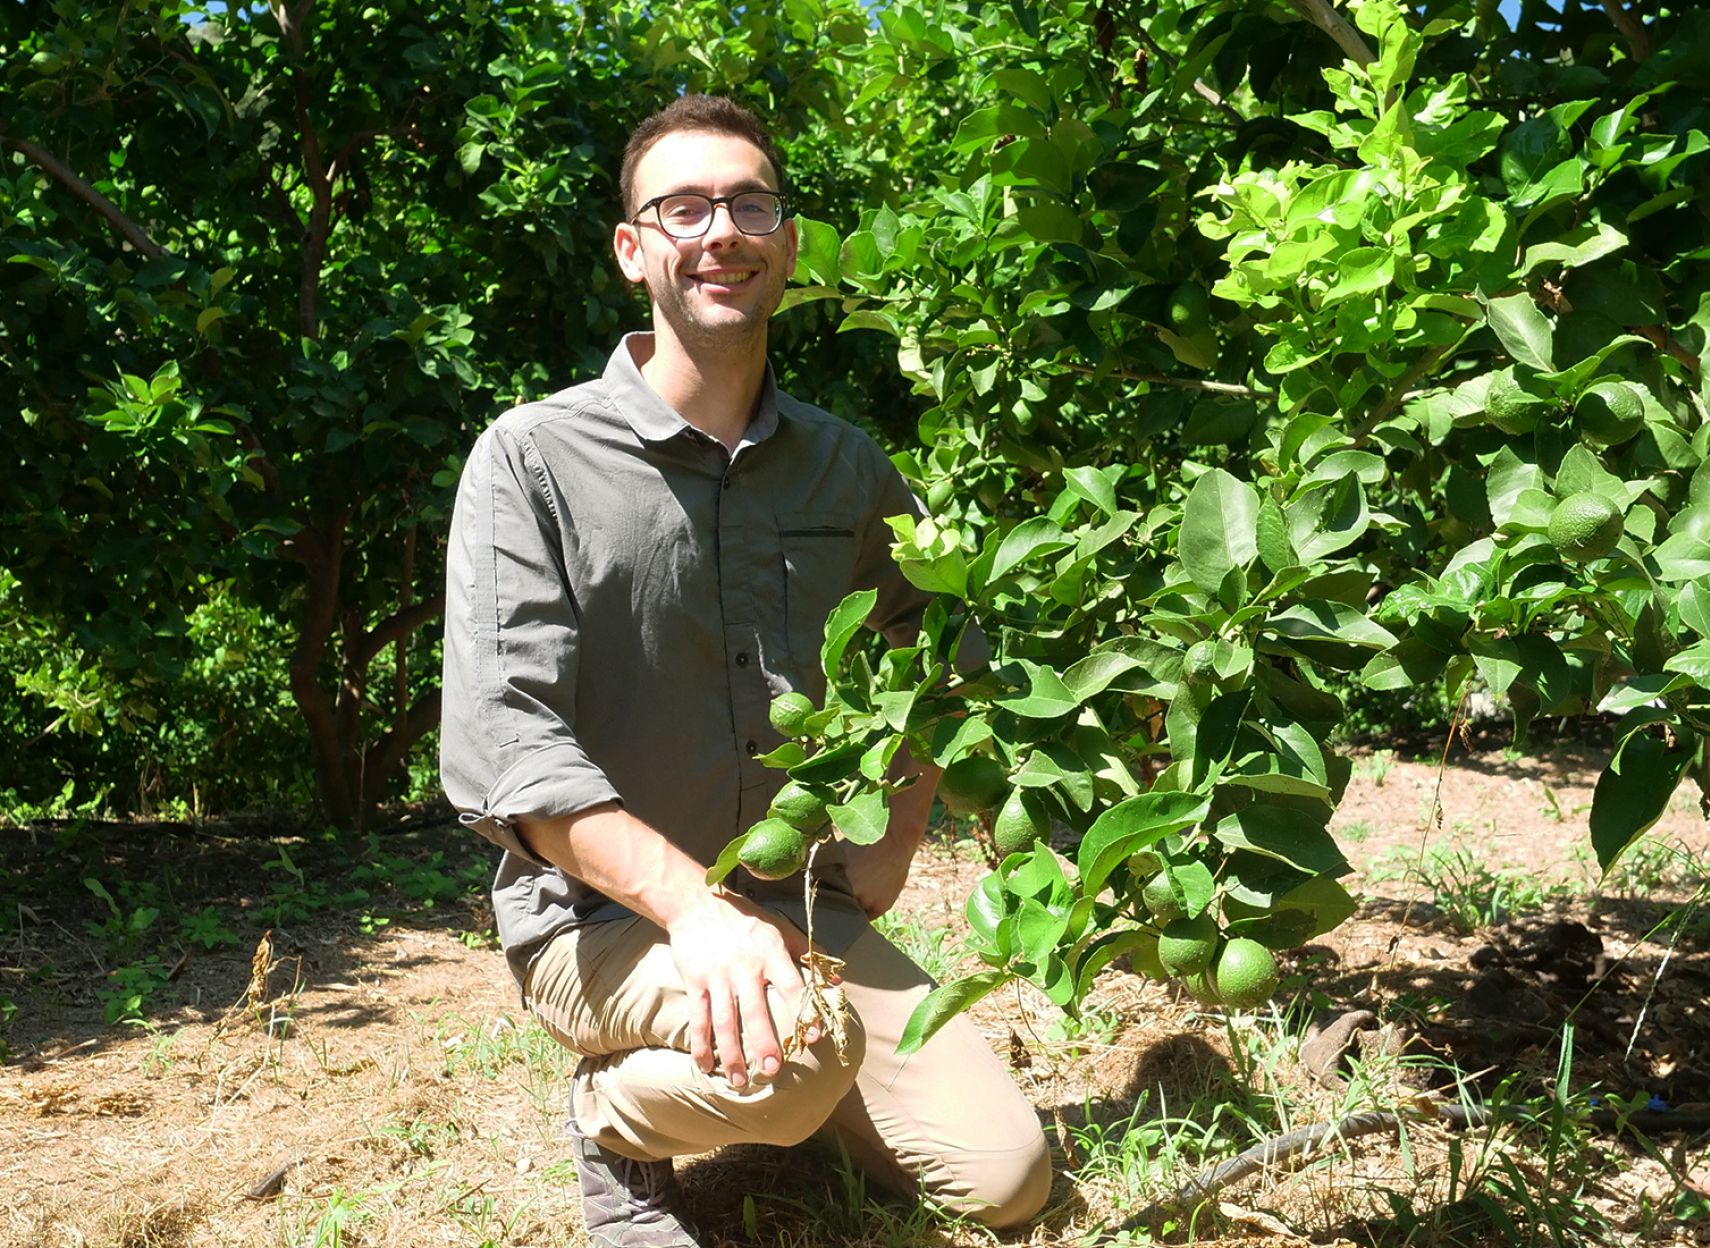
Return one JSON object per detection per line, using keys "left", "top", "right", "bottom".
{"left": 938, "top": 754, "right": 1010, "bottom": 816}
{"left": 768, "top": 691, "right": 816, "bottom": 737}
{"left": 1183, "top": 967, "right": 1224, "bottom": 1006}
{"left": 992, "top": 788, "right": 1050, "bottom": 857}
{"left": 1157, "top": 913, "right": 1219, "bottom": 977}
{"left": 738, "top": 818, "right": 809, "bottom": 881}
{"left": 1574, "top": 380, "right": 1645, "bottom": 448}
{"left": 1165, "top": 281, "right": 1211, "bottom": 334}
{"left": 768, "top": 780, "right": 831, "bottom": 833}
{"left": 926, "top": 477, "right": 956, "bottom": 513}
{"left": 1130, "top": 934, "right": 1168, "bottom": 981}
{"left": 1484, "top": 372, "right": 1554, "bottom": 436}
{"left": 1212, "top": 937, "right": 1280, "bottom": 1008}
{"left": 1182, "top": 639, "right": 1220, "bottom": 687}
{"left": 1142, "top": 872, "right": 1184, "bottom": 923}
{"left": 1547, "top": 492, "right": 1624, "bottom": 563}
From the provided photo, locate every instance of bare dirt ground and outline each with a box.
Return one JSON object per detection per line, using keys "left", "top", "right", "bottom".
{"left": 2, "top": 741, "right": 1707, "bottom": 1247}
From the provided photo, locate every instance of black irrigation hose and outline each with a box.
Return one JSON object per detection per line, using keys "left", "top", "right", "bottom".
{"left": 1112, "top": 1101, "right": 1710, "bottom": 1234}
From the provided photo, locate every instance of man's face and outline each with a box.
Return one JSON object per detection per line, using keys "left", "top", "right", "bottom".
{"left": 614, "top": 128, "right": 797, "bottom": 354}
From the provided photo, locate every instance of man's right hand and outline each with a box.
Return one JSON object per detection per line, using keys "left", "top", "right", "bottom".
{"left": 517, "top": 803, "right": 830, "bottom": 1090}
{"left": 664, "top": 888, "right": 820, "bottom": 1089}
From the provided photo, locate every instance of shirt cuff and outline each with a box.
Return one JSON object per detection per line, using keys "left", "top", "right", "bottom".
{"left": 461, "top": 742, "right": 624, "bottom": 868}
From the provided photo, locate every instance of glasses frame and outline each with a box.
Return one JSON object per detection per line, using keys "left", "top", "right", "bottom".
{"left": 630, "top": 190, "right": 790, "bottom": 240}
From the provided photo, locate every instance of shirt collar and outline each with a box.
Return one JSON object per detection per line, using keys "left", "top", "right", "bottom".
{"left": 606, "top": 332, "right": 782, "bottom": 447}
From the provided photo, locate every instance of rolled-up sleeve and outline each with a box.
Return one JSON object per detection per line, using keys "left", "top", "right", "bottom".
{"left": 440, "top": 422, "right": 622, "bottom": 864}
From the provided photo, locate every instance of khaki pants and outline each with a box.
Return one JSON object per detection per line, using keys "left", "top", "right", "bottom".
{"left": 525, "top": 915, "right": 1051, "bottom": 1228}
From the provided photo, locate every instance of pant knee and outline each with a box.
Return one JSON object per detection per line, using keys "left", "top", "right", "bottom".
{"left": 749, "top": 1005, "right": 867, "bottom": 1147}
{"left": 938, "top": 1129, "right": 1053, "bottom": 1228}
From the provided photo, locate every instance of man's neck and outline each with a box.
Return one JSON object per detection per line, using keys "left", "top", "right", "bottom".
{"left": 635, "top": 331, "right": 769, "bottom": 453}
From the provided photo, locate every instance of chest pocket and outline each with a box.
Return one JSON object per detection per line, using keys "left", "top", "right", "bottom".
{"left": 778, "top": 509, "right": 860, "bottom": 666}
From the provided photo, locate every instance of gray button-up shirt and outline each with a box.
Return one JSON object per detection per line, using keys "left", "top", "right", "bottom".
{"left": 441, "top": 334, "right": 959, "bottom": 987}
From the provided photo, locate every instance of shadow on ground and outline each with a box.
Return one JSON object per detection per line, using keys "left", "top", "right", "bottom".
{"left": 0, "top": 802, "right": 494, "bottom": 1069}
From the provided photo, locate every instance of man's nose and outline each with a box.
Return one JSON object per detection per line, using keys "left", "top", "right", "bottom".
{"left": 701, "top": 200, "right": 743, "bottom": 245}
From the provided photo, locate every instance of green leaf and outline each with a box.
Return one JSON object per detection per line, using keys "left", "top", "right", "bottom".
{"left": 789, "top": 740, "right": 866, "bottom": 786}
{"left": 829, "top": 789, "right": 889, "bottom": 846}
{"left": 995, "top": 660, "right": 1079, "bottom": 719}
{"left": 989, "top": 517, "right": 1072, "bottom": 582}
{"left": 795, "top": 216, "right": 843, "bottom": 287}
{"left": 1590, "top": 728, "right": 1693, "bottom": 874}
{"left": 1179, "top": 469, "right": 1259, "bottom": 595}
{"left": 1016, "top": 896, "right": 1070, "bottom": 965}
{"left": 898, "top": 970, "right": 1012, "bottom": 1055}
{"left": 1015, "top": 203, "right": 1083, "bottom": 245}
{"left": 705, "top": 833, "right": 748, "bottom": 886}
{"left": 821, "top": 588, "right": 878, "bottom": 678}
{"left": 930, "top": 715, "right": 994, "bottom": 767}
{"left": 1212, "top": 807, "right": 1350, "bottom": 877}
{"left": 1062, "top": 465, "right": 1118, "bottom": 516}
{"left": 1483, "top": 292, "right": 1555, "bottom": 372}
{"left": 1266, "top": 601, "right": 1398, "bottom": 651}
{"left": 1517, "top": 222, "right": 1626, "bottom": 278}
{"left": 1076, "top": 791, "right": 1210, "bottom": 899}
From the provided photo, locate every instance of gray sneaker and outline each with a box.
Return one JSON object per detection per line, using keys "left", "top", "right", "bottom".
{"left": 567, "top": 1110, "right": 702, "bottom": 1248}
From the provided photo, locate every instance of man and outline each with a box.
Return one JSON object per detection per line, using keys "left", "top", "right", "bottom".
{"left": 441, "top": 95, "right": 1050, "bottom": 1246}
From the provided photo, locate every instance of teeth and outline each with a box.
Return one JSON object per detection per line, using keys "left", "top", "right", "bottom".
{"left": 698, "top": 271, "right": 753, "bottom": 284}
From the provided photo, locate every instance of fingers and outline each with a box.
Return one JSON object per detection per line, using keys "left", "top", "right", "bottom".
{"left": 687, "top": 986, "right": 715, "bottom": 1076}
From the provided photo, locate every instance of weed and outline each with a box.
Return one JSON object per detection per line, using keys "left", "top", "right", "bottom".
{"left": 1338, "top": 819, "right": 1374, "bottom": 844}
{"left": 100, "top": 960, "right": 172, "bottom": 1025}
{"left": 283, "top": 1187, "right": 372, "bottom": 1248}
{"left": 1045, "top": 1004, "right": 1121, "bottom": 1056}
{"left": 1360, "top": 748, "right": 1395, "bottom": 788}
{"left": 84, "top": 876, "right": 160, "bottom": 961}
{"left": 179, "top": 903, "right": 241, "bottom": 950}
{"left": 872, "top": 910, "right": 967, "bottom": 982}
{"left": 1400, "top": 846, "right": 1572, "bottom": 933}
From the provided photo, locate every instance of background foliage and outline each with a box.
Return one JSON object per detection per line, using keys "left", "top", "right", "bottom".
{"left": 4, "top": 2, "right": 1706, "bottom": 1026}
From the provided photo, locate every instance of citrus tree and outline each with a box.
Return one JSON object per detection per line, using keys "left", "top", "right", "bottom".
{"left": 722, "top": 0, "right": 1710, "bottom": 1045}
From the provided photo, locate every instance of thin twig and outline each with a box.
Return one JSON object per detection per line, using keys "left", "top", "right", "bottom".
{"left": 1284, "top": 0, "right": 1377, "bottom": 67}
{"left": 0, "top": 125, "right": 170, "bottom": 259}
{"left": 1598, "top": 0, "right": 1652, "bottom": 62}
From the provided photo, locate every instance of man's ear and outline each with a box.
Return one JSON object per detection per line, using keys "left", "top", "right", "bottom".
{"left": 781, "top": 216, "right": 798, "bottom": 281}
{"left": 613, "top": 220, "right": 647, "bottom": 285}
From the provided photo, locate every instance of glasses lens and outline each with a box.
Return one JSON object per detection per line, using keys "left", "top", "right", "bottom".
{"left": 656, "top": 195, "right": 712, "bottom": 236}
{"left": 730, "top": 192, "right": 783, "bottom": 234}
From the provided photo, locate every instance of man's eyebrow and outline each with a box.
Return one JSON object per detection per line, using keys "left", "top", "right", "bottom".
{"left": 651, "top": 178, "right": 778, "bottom": 197}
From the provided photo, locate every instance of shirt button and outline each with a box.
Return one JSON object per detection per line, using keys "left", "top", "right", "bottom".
{"left": 735, "top": 652, "right": 750, "bottom": 667}
{"left": 722, "top": 477, "right": 732, "bottom": 491}
{"left": 745, "top": 740, "right": 759, "bottom": 756}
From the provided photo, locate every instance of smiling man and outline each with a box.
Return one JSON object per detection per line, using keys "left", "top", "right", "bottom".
{"left": 440, "top": 96, "right": 1050, "bottom": 1246}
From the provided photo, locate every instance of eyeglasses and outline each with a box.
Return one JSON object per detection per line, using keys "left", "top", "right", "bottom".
{"left": 631, "top": 191, "right": 788, "bottom": 239}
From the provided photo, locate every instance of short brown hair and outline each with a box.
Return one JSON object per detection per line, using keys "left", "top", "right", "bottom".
{"left": 620, "top": 95, "right": 786, "bottom": 216}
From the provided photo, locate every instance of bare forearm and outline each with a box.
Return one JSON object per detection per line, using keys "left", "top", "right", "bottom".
{"left": 515, "top": 802, "right": 720, "bottom": 929}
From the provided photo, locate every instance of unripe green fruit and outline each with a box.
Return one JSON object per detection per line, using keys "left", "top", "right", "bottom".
{"left": 1157, "top": 913, "right": 1219, "bottom": 976}
{"left": 938, "top": 754, "right": 1009, "bottom": 816}
{"left": 992, "top": 788, "right": 1050, "bottom": 857}
{"left": 1212, "top": 937, "right": 1280, "bottom": 1008}
{"left": 768, "top": 691, "right": 816, "bottom": 737}
{"left": 1142, "top": 872, "right": 1184, "bottom": 923}
{"left": 1484, "top": 373, "right": 1554, "bottom": 436}
{"left": 768, "top": 780, "right": 831, "bottom": 833}
{"left": 926, "top": 477, "right": 955, "bottom": 513}
{"left": 1183, "top": 968, "right": 1223, "bottom": 1006}
{"left": 1130, "top": 935, "right": 1168, "bottom": 981}
{"left": 738, "top": 818, "right": 808, "bottom": 881}
{"left": 1547, "top": 492, "right": 1624, "bottom": 563}
{"left": 1574, "top": 380, "right": 1645, "bottom": 448}
{"left": 1166, "top": 281, "right": 1211, "bottom": 334}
